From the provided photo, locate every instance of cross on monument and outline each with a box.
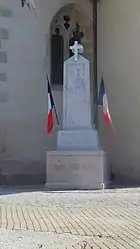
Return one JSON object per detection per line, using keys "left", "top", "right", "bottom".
{"left": 70, "top": 41, "right": 83, "bottom": 62}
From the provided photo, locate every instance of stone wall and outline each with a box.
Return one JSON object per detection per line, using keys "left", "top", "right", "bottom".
{"left": 0, "top": 0, "right": 93, "bottom": 184}
{"left": 98, "top": 0, "right": 140, "bottom": 183}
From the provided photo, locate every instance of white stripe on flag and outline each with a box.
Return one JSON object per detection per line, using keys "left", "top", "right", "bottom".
{"left": 48, "top": 93, "right": 51, "bottom": 114}
{"left": 103, "top": 93, "right": 112, "bottom": 126}
{"left": 103, "top": 93, "right": 108, "bottom": 114}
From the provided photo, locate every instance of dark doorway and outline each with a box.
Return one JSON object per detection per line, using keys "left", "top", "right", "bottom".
{"left": 51, "top": 28, "right": 64, "bottom": 85}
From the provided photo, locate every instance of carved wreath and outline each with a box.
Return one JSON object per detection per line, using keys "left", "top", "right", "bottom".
{"left": 21, "top": 0, "right": 35, "bottom": 10}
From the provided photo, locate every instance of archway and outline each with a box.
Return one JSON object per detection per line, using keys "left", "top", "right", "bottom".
{"left": 50, "top": 3, "right": 93, "bottom": 86}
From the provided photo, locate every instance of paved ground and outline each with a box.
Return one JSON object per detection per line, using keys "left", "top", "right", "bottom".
{"left": 0, "top": 187, "right": 140, "bottom": 248}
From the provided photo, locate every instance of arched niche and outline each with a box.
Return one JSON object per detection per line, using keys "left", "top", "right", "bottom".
{"left": 49, "top": 3, "right": 93, "bottom": 86}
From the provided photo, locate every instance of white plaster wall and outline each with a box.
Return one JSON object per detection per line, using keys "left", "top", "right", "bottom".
{"left": 98, "top": 0, "right": 140, "bottom": 182}
{"left": 0, "top": 0, "right": 93, "bottom": 166}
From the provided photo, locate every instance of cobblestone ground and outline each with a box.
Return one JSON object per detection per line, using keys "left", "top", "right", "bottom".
{"left": 0, "top": 187, "right": 140, "bottom": 248}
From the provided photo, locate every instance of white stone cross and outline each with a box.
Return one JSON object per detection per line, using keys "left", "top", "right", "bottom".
{"left": 70, "top": 41, "right": 84, "bottom": 62}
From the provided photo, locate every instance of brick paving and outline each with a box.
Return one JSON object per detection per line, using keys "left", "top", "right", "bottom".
{"left": 0, "top": 187, "right": 140, "bottom": 248}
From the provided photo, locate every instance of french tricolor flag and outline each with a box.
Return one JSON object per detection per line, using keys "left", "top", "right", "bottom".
{"left": 98, "top": 76, "right": 112, "bottom": 127}
{"left": 47, "top": 80, "right": 54, "bottom": 134}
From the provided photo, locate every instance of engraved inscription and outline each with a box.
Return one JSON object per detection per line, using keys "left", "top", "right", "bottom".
{"left": 54, "top": 163, "right": 65, "bottom": 170}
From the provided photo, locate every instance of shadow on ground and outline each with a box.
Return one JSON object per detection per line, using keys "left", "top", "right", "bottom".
{"left": 0, "top": 181, "right": 140, "bottom": 197}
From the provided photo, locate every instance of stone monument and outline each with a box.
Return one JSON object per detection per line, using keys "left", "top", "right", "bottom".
{"left": 46, "top": 41, "right": 110, "bottom": 190}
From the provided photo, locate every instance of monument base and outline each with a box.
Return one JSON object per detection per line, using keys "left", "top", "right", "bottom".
{"left": 46, "top": 150, "right": 110, "bottom": 190}
{"left": 57, "top": 129, "right": 99, "bottom": 150}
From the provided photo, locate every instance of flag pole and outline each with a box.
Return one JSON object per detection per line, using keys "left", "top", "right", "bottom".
{"left": 53, "top": 101, "right": 60, "bottom": 126}
{"left": 46, "top": 74, "right": 59, "bottom": 126}
{"left": 93, "top": 0, "right": 98, "bottom": 129}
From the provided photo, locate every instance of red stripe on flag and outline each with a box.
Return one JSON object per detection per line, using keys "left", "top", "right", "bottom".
{"left": 103, "top": 112, "right": 112, "bottom": 126}
{"left": 47, "top": 109, "right": 53, "bottom": 134}
{"left": 103, "top": 93, "right": 112, "bottom": 127}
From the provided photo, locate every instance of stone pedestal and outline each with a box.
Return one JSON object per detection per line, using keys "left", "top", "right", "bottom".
{"left": 57, "top": 130, "right": 99, "bottom": 150}
{"left": 46, "top": 150, "right": 110, "bottom": 190}
{"left": 46, "top": 42, "right": 110, "bottom": 190}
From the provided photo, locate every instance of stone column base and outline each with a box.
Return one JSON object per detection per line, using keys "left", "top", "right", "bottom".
{"left": 46, "top": 150, "right": 110, "bottom": 190}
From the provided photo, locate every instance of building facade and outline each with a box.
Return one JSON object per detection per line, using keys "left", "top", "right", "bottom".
{"left": 0, "top": 0, "right": 139, "bottom": 184}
